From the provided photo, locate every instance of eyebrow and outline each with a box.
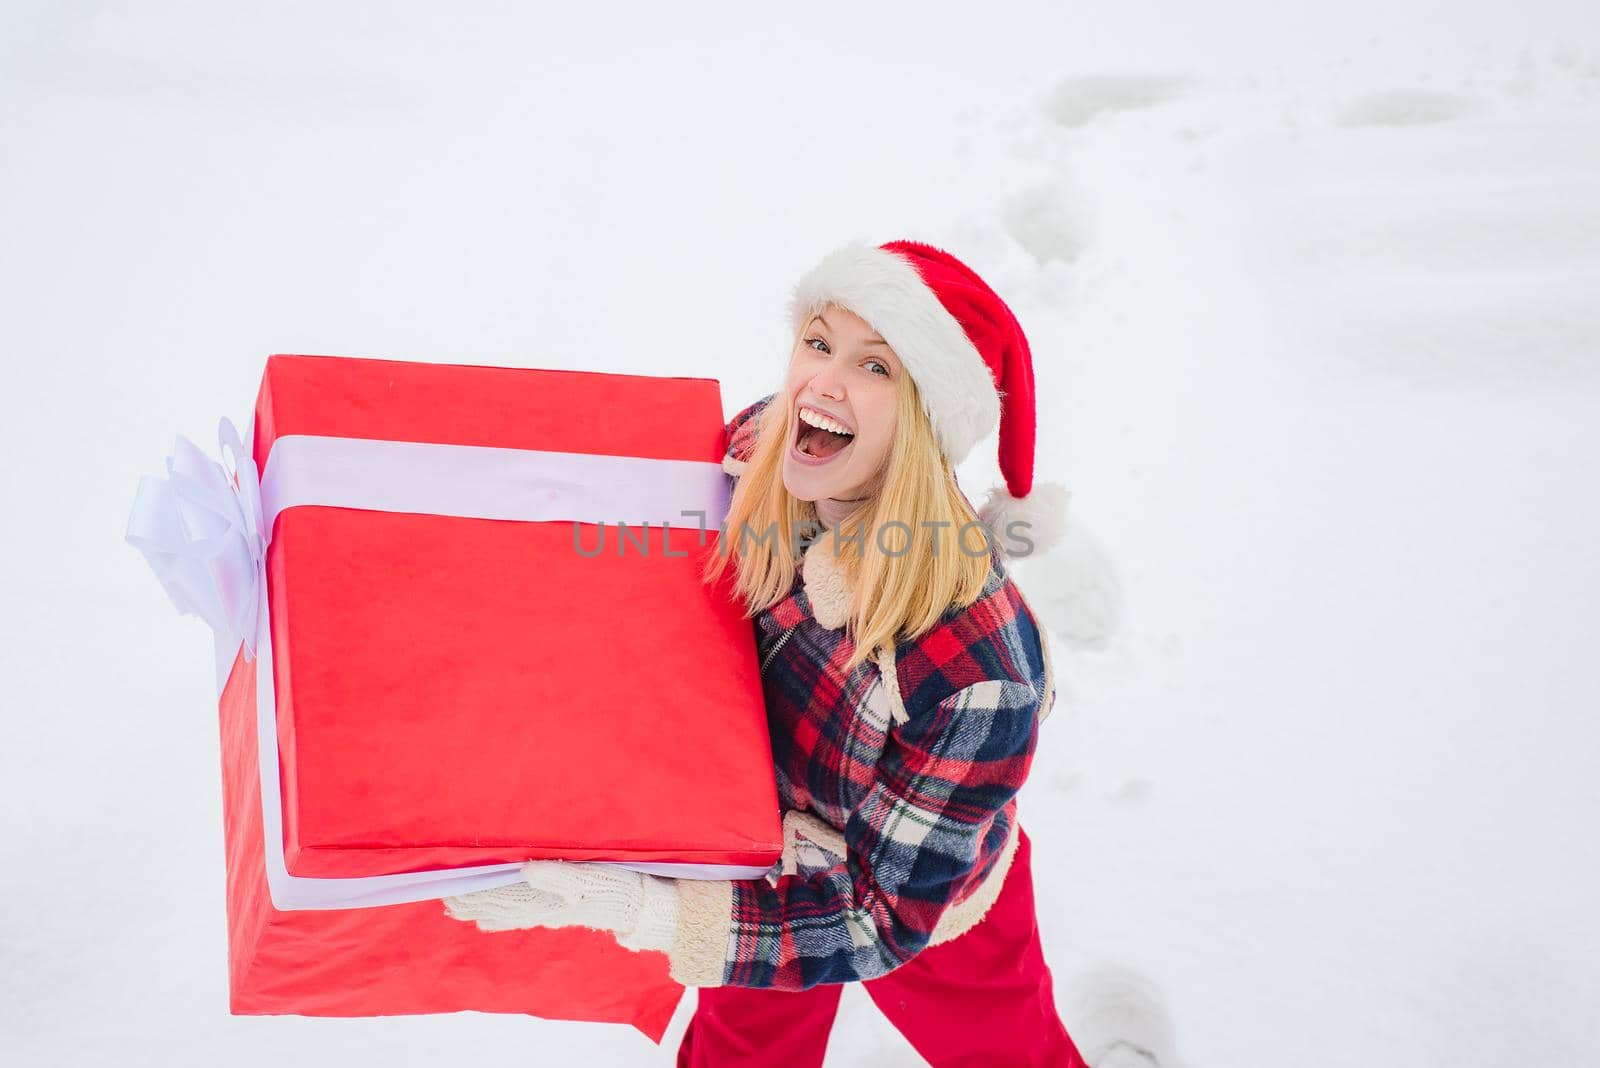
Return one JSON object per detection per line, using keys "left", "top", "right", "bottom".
{"left": 816, "top": 311, "right": 890, "bottom": 348}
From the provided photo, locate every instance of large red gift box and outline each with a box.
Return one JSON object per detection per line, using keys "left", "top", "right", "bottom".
{"left": 211, "top": 354, "right": 781, "bottom": 1039}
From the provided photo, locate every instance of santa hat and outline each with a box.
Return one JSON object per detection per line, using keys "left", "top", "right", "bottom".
{"left": 787, "top": 238, "right": 1069, "bottom": 557}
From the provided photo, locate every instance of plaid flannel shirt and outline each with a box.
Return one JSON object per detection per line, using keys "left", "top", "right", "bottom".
{"left": 667, "top": 394, "right": 1058, "bottom": 991}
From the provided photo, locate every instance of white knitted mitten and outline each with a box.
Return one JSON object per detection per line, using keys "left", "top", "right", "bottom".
{"left": 442, "top": 861, "right": 679, "bottom": 954}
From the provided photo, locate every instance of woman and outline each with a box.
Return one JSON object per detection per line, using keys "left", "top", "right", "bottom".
{"left": 445, "top": 238, "right": 1085, "bottom": 1066}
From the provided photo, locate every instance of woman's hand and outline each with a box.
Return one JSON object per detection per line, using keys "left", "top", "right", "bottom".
{"left": 442, "top": 860, "right": 680, "bottom": 953}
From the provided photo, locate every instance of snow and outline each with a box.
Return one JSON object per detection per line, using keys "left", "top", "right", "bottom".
{"left": 3, "top": 2, "right": 1598, "bottom": 1065}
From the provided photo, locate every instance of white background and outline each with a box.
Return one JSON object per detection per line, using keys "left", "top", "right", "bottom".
{"left": 3, "top": 2, "right": 1598, "bottom": 1065}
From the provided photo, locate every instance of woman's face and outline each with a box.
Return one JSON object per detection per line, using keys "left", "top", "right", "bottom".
{"left": 780, "top": 303, "right": 902, "bottom": 506}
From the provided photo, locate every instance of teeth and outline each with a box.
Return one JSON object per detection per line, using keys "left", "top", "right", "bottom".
{"left": 799, "top": 406, "right": 854, "bottom": 437}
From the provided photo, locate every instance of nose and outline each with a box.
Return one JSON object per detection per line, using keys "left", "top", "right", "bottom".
{"left": 808, "top": 362, "right": 845, "bottom": 401}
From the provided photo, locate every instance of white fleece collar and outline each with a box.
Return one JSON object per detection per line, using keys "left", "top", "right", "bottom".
{"left": 799, "top": 537, "right": 853, "bottom": 632}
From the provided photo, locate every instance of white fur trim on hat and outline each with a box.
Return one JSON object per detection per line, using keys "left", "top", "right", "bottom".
{"left": 789, "top": 240, "right": 1002, "bottom": 466}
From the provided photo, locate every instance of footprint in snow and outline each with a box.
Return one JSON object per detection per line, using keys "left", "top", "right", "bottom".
{"left": 1333, "top": 89, "right": 1482, "bottom": 128}
{"left": 1001, "top": 181, "right": 1094, "bottom": 267}
{"left": 1061, "top": 963, "right": 1184, "bottom": 1068}
{"left": 1040, "top": 74, "right": 1192, "bottom": 129}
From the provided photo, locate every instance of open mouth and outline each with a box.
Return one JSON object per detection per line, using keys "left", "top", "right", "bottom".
{"left": 792, "top": 406, "right": 855, "bottom": 464}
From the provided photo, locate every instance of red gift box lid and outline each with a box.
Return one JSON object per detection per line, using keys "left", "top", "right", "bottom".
{"left": 251, "top": 353, "right": 781, "bottom": 879}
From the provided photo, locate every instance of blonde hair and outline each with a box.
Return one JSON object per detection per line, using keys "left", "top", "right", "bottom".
{"left": 702, "top": 317, "right": 995, "bottom": 674}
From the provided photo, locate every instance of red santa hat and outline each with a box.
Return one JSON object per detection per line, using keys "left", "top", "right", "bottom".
{"left": 788, "top": 238, "right": 1069, "bottom": 557}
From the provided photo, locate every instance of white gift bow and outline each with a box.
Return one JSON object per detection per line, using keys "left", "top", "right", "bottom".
{"left": 125, "top": 418, "right": 267, "bottom": 662}
{"left": 126, "top": 416, "right": 762, "bottom": 910}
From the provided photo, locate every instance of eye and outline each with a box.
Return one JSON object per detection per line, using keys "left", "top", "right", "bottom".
{"left": 806, "top": 336, "right": 830, "bottom": 354}
{"left": 866, "top": 359, "right": 890, "bottom": 377}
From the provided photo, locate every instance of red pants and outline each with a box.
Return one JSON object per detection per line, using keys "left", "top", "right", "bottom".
{"left": 677, "top": 827, "right": 1087, "bottom": 1067}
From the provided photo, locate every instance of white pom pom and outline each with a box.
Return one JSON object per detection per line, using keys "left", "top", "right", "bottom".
{"left": 979, "top": 479, "right": 1071, "bottom": 559}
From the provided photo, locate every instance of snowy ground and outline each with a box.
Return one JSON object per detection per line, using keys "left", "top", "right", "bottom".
{"left": 3, "top": 3, "right": 1598, "bottom": 1065}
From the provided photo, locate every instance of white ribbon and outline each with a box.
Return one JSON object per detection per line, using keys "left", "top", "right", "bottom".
{"left": 127, "top": 417, "right": 762, "bottom": 911}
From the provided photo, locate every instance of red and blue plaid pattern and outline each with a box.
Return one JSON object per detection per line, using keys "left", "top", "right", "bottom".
{"left": 716, "top": 395, "right": 1055, "bottom": 990}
